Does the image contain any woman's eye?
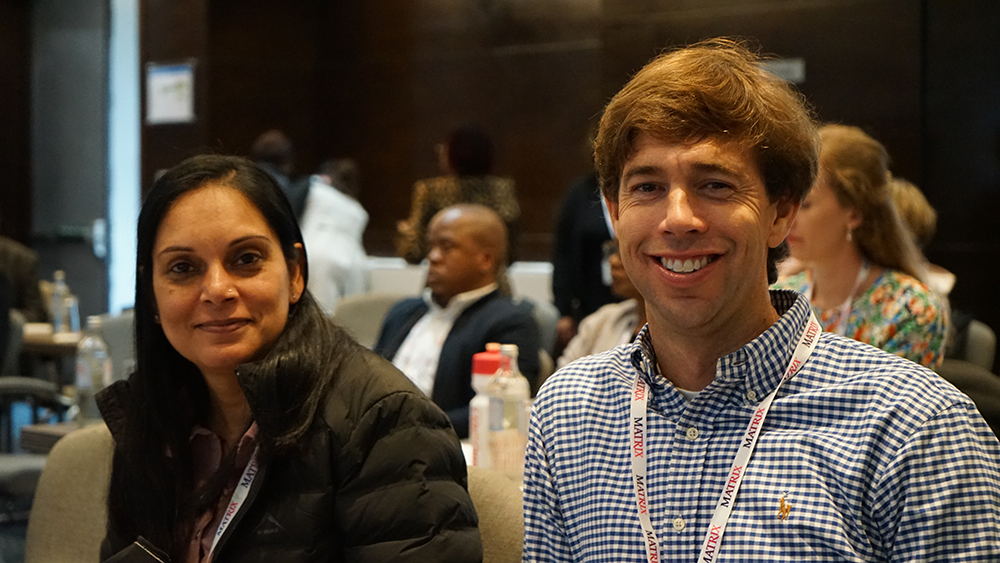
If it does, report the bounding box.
[168,262,194,275]
[235,252,263,267]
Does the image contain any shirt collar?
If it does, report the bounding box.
[421,283,497,316]
[629,289,812,396]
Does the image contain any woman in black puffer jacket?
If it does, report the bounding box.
[97,155,481,562]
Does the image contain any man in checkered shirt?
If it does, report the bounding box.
[523,38,1000,562]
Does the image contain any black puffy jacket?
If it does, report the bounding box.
[99,322,482,562]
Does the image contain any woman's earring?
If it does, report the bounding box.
[154,314,160,323]
[846,228,853,243]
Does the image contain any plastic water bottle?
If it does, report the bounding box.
[51,270,80,334]
[487,343,531,482]
[51,270,70,333]
[75,315,112,425]
[469,342,502,469]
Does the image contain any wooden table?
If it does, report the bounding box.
[21,325,80,357]
[20,324,79,386]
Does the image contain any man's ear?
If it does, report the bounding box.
[288,243,306,302]
[768,196,801,248]
[480,248,499,280]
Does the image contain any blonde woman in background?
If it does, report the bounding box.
[774,124,948,367]
[887,176,956,296]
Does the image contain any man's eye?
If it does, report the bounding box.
[704,181,732,191]
[633,182,659,193]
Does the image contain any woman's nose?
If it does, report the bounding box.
[202,264,236,303]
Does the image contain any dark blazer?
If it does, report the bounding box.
[374,289,540,438]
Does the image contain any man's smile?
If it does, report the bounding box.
[658,255,718,274]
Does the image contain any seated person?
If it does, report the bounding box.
[396,125,520,266]
[0,232,49,322]
[774,124,948,368]
[557,239,646,369]
[375,204,540,437]
[524,39,999,562]
[887,176,956,296]
[299,158,369,315]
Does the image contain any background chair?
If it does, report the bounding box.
[964,319,996,373]
[935,359,1000,438]
[0,377,71,453]
[97,309,135,382]
[466,465,523,563]
[332,292,407,348]
[24,423,111,563]
[515,296,559,359]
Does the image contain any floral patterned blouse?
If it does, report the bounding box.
[773,268,948,368]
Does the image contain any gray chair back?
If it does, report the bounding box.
[332,292,406,349]
[965,319,996,373]
[98,309,135,381]
[467,465,523,563]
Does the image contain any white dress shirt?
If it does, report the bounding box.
[392,284,497,397]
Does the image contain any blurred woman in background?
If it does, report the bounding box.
[97,155,480,562]
[774,124,948,367]
[396,124,520,267]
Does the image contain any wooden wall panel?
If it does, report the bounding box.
[600,0,923,181]
[923,0,1000,370]
[0,0,32,242]
[140,0,210,192]
[132,0,1000,354]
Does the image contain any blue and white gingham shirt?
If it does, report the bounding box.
[524,290,1000,562]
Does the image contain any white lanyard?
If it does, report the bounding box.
[630,311,822,563]
[208,446,260,558]
[804,261,869,336]
[600,196,616,239]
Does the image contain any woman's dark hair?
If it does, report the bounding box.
[105,154,325,558]
[445,125,495,176]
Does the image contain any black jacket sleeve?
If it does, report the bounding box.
[326,353,483,562]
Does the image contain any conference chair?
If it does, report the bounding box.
[467,465,524,563]
[25,425,526,563]
[24,423,111,563]
[332,292,407,349]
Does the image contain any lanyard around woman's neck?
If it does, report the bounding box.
[804,260,870,336]
[629,310,822,563]
[208,445,260,559]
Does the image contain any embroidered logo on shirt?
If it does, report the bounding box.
[777,494,792,521]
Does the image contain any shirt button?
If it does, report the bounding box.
[685,427,699,440]
[746,389,757,401]
[673,517,686,531]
